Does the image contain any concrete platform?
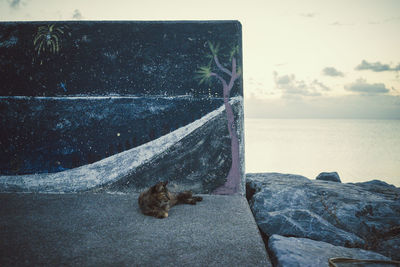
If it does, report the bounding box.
[0,193,271,266]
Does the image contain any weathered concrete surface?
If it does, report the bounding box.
[268,234,391,267]
[0,193,270,266]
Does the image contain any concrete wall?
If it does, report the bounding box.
[0,21,244,194]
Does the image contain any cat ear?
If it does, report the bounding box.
[150,185,156,193]
[155,182,164,192]
[163,181,168,186]
[151,182,162,193]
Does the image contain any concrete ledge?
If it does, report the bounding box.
[0,193,270,266]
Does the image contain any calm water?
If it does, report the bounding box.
[245,119,400,187]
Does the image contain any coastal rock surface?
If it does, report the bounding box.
[246,173,400,260]
[268,234,390,267]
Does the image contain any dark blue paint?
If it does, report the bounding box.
[0,97,223,174]
[0,21,242,97]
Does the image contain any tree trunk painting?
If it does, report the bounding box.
[196,43,242,194]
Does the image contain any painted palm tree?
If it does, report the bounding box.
[33,24,65,57]
[196,42,242,194]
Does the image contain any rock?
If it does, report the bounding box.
[247,173,400,260]
[268,234,390,267]
[355,180,395,188]
[316,172,341,183]
[255,208,363,247]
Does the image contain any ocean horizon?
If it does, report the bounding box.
[245,118,400,187]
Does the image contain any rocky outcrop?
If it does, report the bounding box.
[316,172,341,183]
[247,173,400,260]
[268,234,390,267]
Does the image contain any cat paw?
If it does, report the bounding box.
[188,199,197,205]
[157,212,168,219]
[193,196,203,202]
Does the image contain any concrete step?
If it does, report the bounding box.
[0,193,271,266]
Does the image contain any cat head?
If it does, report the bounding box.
[151,181,170,202]
[151,181,169,195]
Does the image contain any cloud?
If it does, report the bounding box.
[274,62,287,67]
[344,78,389,94]
[273,71,330,98]
[384,16,400,23]
[72,9,83,19]
[322,67,344,77]
[367,16,400,25]
[330,21,354,26]
[312,80,330,91]
[355,60,400,72]
[7,0,23,9]
[300,12,316,18]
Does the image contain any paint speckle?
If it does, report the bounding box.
[0,36,18,48]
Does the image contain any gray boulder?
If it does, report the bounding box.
[247,173,400,260]
[268,234,390,267]
[316,172,341,183]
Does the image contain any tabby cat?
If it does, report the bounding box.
[138,181,203,219]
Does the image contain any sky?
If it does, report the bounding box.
[1,0,400,119]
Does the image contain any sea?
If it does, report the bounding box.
[245,118,400,187]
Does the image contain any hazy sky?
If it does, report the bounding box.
[1,0,400,118]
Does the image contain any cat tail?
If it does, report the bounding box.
[176,191,191,203]
[176,191,202,205]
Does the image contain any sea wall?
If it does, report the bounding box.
[0,21,244,195]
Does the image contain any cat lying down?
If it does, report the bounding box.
[138,181,203,219]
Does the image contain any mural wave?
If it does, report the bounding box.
[0,97,241,193]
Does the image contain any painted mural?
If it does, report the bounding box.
[0,21,244,194]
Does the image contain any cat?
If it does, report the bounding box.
[138,181,202,219]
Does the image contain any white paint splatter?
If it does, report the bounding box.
[0,36,18,48]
